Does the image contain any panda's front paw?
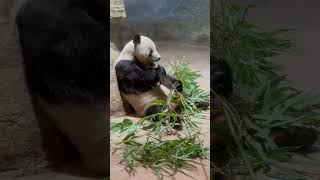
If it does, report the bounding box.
[157,65,166,78]
[175,80,183,92]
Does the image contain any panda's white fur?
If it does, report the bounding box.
[122,87,169,117]
[115,35,177,117]
[116,35,161,68]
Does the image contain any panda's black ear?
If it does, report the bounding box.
[133,34,141,45]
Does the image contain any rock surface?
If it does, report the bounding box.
[110,43,125,116]
[0,0,46,173]
[110,0,126,19]
[122,0,210,45]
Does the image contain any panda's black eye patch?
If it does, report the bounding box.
[149,49,153,57]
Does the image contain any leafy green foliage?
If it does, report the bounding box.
[212,0,320,179]
[169,57,209,114]
[111,59,209,179]
[111,119,135,133]
[121,138,208,179]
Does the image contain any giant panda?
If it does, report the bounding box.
[15,0,108,177]
[115,35,184,117]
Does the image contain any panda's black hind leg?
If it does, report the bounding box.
[120,93,136,115]
[145,105,166,117]
[32,97,79,164]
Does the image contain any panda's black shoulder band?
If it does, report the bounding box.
[133,34,140,44]
[115,60,159,94]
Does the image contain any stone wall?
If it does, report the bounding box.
[125,0,210,46]
[110,0,126,19]
[110,0,127,116]
[0,0,46,173]
[111,0,210,50]
[110,43,125,116]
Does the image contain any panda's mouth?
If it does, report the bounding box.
[154,57,161,62]
[150,62,159,69]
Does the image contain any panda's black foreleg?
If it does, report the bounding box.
[116,60,163,94]
[160,74,183,93]
[145,105,166,116]
[160,70,210,110]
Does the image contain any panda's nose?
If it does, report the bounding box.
[156,57,161,61]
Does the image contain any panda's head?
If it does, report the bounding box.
[133,35,161,68]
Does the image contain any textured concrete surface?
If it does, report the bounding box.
[0,0,46,173]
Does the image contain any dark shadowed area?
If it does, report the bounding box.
[231,1,320,178]
[235,0,320,92]
[0,0,47,175]
[0,0,107,179]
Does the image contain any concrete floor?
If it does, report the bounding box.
[110,42,210,180]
